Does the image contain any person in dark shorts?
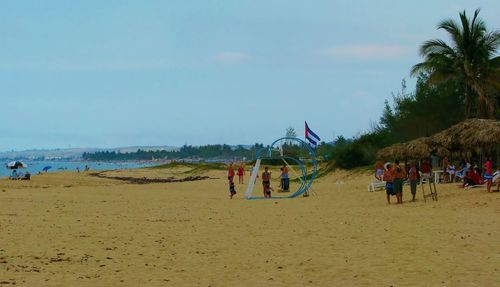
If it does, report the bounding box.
[262,167,271,198]
[280,165,289,192]
[382,163,395,204]
[408,161,418,201]
[391,159,406,204]
[229,179,236,199]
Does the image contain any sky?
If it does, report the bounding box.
[1,0,499,151]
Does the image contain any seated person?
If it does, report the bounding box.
[447,163,456,182]
[374,161,384,180]
[21,171,31,180]
[10,169,19,180]
[456,161,471,180]
[420,160,432,178]
[463,168,483,187]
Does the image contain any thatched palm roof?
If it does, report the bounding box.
[376,119,500,160]
[377,137,449,160]
[430,118,500,150]
[405,137,449,158]
[377,143,407,160]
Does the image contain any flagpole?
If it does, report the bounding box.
[304,121,310,197]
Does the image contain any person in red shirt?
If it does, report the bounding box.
[227,162,235,182]
[237,164,245,184]
[463,168,482,187]
[483,157,493,192]
[420,159,431,180]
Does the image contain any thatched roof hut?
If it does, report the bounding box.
[376,119,500,161]
[405,137,449,158]
[377,143,407,160]
[430,119,500,151]
[377,137,449,160]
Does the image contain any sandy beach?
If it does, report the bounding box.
[0,165,499,286]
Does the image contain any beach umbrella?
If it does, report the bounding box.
[42,166,52,172]
[6,161,27,169]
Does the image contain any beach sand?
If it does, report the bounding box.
[0,166,499,286]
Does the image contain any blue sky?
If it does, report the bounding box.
[1,1,499,151]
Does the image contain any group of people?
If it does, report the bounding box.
[443,157,498,192]
[375,156,500,204]
[9,169,31,180]
[376,160,416,204]
[227,162,290,199]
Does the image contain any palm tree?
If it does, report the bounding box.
[411,9,500,119]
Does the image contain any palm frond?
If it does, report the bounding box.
[438,19,462,47]
[420,39,455,57]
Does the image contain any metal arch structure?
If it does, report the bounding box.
[246,137,317,199]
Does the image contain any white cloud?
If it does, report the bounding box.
[317,44,412,59]
[214,51,249,63]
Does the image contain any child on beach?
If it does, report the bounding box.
[262,167,271,198]
[229,179,236,199]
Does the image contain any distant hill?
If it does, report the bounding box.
[0,146,179,160]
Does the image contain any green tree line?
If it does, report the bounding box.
[329,9,499,169]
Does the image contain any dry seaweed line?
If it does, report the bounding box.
[88,172,210,184]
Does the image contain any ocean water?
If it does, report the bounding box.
[1,160,156,178]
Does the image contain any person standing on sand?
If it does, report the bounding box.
[382,163,395,204]
[391,159,406,204]
[227,162,235,182]
[280,165,289,192]
[484,157,493,192]
[442,156,449,183]
[408,162,418,202]
[262,167,271,198]
[237,164,245,184]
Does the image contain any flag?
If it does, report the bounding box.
[305,121,321,148]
